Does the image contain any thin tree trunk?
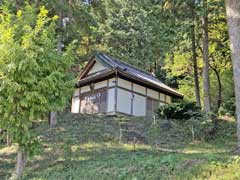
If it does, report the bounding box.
[15,0,22,10]
[49,0,64,127]
[225,0,240,150]
[6,131,11,146]
[170,51,174,64]
[202,0,211,114]
[57,6,63,53]
[209,65,222,110]
[49,112,57,128]
[154,60,157,74]
[191,2,201,108]
[215,69,222,110]
[15,147,27,178]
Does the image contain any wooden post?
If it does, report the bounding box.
[49,112,57,128]
[133,136,136,150]
[191,125,195,141]
[153,115,157,148]
[6,131,11,146]
[119,128,122,143]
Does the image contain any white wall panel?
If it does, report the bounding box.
[73,88,80,97]
[133,93,146,116]
[166,95,172,104]
[108,78,117,87]
[118,78,132,90]
[107,88,115,112]
[71,97,80,113]
[160,93,165,101]
[133,83,146,95]
[147,88,159,99]
[81,85,90,93]
[94,80,107,89]
[117,88,132,114]
[88,61,106,74]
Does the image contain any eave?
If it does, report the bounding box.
[77,68,183,99]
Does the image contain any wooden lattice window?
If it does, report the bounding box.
[146,98,159,117]
[80,89,107,114]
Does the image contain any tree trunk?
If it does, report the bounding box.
[49,112,57,128]
[15,147,27,178]
[215,69,222,110]
[58,0,64,53]
[191,2,201,108]
[49,0,64,127]
[202,0,211,114]
[225,0,240,150]
[15,0,23,10]
[210,66,222,110]
[154,59,157,74]
[6,131,11,146]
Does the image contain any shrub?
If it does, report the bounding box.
[156,101,202,120]
[218,97,236,116]
[187,118,216,141]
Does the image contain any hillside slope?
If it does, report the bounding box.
[0,113,239,180]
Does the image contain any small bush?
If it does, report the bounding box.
[156,101,201,120]
[218,97,235,116]
[187,118,216,141]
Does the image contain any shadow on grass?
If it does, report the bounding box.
[0,113,238,180]
[21,141,237,180]
[0,145,16,180]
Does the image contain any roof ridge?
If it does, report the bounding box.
[97,52,155,77]
[93,52,183,98]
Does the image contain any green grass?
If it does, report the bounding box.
[0,113,240,180]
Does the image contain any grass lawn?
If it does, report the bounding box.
[0,113,240,180]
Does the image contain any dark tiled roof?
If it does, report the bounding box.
[95,53,183,98]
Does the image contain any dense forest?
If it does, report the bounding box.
[1,0,240,179]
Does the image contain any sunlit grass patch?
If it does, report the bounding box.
[0,113,239,180]
[0,144,17,155]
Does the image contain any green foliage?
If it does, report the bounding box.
[0,4,75,154]
[156,101,201,120]
[156,101,219,141]
[99,0,180,72]
[187,118,216,141]
[218,97,236,116]
[155,68,178,88]
[162,0,234,110]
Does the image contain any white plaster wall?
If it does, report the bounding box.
[118,78,132,90]
[73,88,80,96]
[133,83,146,95]
[166,95,172,104]
[147,88,159,99]
[107,88,115,112]
[160,93,165,101]
[108,78,117,87]
[71,97,80,113]
[132,93,146,116]
[88,61,106,74]
[94,80,107,89]
[81,85,90,93]
[117,88,132,115]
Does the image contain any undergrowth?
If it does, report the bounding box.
[0,113,239,180]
